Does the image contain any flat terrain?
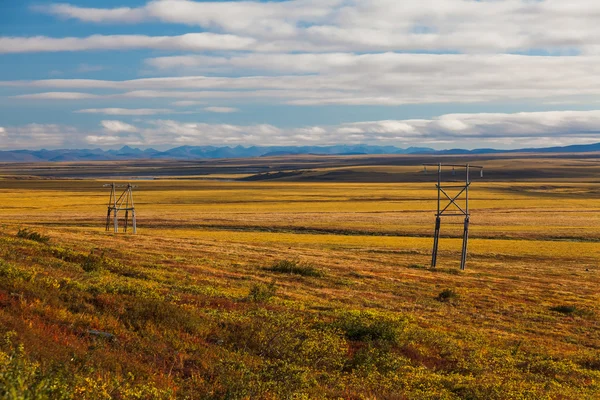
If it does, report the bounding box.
[0,155,599,399]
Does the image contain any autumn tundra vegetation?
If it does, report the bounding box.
[0,154,599,399]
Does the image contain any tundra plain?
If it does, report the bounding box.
[0,154,599,399]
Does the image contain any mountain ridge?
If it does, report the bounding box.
[0,143,599,162]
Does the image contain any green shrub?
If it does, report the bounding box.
[345,343,408,374]
[550,305,577,314]
[219,309,347,371]
[0,259,35,281]
[0,332,173,399]
[549,305,592,317]
[437,289,459,303]
[122,297,201,333]
[265,259,324,277]
[247,280,277,302]
[331,310,407,344]
[16,228,50,244]
[0,332,71,400]
[81,250,105,272]
[49,247,87,264]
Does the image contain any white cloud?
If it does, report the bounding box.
[0,33,255,54]
[77,108,173,115]
[12,92,100,100]
[0,124,80,149]
[134,110,600,147]
[204,106,239,113]
[5,1,600,151]
[6,53,600,106]
[85,135,125,144]
[32,3,148,23]
[101,120,139,133]
[3,110,600,150]
[29,0,600,54]
[172,100,205,107]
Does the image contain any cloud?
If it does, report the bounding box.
[12,92,100,100]
[0,124,81,149]
[6,53,600,106]
[204,106,239,113]
[29,0,600,54]
[101,120,139,133]
[34,1,338,40]
[0,33,255,54]
[132,110,600,148]
[172,100,205,107]
[85,135,125,144]
[3,110,600,150]
[32,3,148,23]
[77,108,173,115]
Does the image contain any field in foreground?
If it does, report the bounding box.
[0,159,600,399]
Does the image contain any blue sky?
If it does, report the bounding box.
[2,0,600,150]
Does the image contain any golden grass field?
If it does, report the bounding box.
[0,155,599,399]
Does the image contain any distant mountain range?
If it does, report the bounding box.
[1,142,600,162]
[0,145,431,162]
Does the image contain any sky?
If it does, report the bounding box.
[2,0,600,150]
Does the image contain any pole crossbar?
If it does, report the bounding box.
[426,163,483,270]
[423,163,483,169]
[105,183,137,234]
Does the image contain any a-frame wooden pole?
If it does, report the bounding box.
[460,165,471,270]
[431,163,441,268]
[129,184,137,234]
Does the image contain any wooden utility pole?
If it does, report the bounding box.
[104,183,137,234]
[424,163,483,270]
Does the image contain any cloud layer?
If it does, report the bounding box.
[31,0,600,54]
[3,0,600,149]
[0,33,254,54]
[5,53,600,106]
[2,110,600,150]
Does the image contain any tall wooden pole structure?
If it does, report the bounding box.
[424,163,483,270]
[104,183,137,234]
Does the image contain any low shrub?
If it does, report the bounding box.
[550,305,577,314]
[0,332,173,399]
[344,342,408,374]
[219,309,347,371]
[0,259,35,281]
[265,259,324,277]
[50,247,87,264]
[331,310,407,344]
[122,297,201,333]
[16,228,50,244]
[549,305,593,317]
[0,332,70,399]
[81,250,105,272]
[247,280,277,302]
[437,289,459,303]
